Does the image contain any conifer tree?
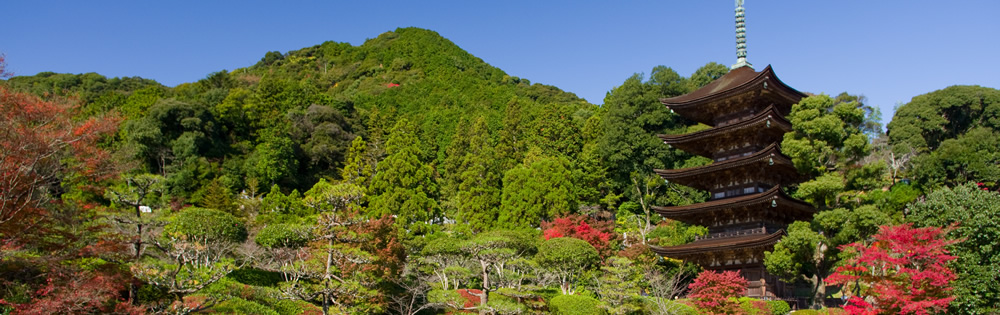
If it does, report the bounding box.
[369,119,440,236]
[341,136,375,189]
[440,119,471,218]
[496,98,527,172]
[456,117,502,231]
[200,177,236,215]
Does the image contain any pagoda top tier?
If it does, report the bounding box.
[662,65,806,126]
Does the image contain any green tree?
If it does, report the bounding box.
[887,85,1000,153]
[594,256,644,314]
[244,126,298,188]
[456,117,502,232]
[498,155,576,229]
[199,177,236,215]
[460,229,537,314]
[908,183,1000,314]
[369,119,440,237]
[535,237,599,295]
[133,208,249,312]
[597,68,685,194]
[340,136,375,188]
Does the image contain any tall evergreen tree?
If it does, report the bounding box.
[456,117,502,232]
[369,119,440,236]
[498,154,575,229]
[496,97,527,172]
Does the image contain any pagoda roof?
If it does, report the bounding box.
[652,186,815,227]
[653,143,800,190]
[661,65,806,126]
[658,105,792,158]
[650,229,785,258]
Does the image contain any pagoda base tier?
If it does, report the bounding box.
[651,231,789,299]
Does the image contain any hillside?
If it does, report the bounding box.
[6,27,595,196]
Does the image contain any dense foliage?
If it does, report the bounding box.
[827,224,958,315]
[0,28,994,314]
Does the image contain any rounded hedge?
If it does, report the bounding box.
[164,207,248,243]
[535,237,599,270]
[767,300,791,315]
[255,224,310,249]
[549,294,606,315]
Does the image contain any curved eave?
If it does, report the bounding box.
[650,230,785,257]
[651,186,815,226]
[653,143,798,190]
[661,65,806,108]
[658,106,792,157]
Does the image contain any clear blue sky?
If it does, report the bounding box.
[4,1,998,125]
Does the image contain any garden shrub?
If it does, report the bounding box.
[549,294,606,315]
[212,297,279,315]
[737,297,771,314]
[254,223,310,248]
[767,300,791,315]
[163,207,248,242]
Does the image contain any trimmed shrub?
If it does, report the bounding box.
[767,300,791,315]
[255,223,310,248]
[164,207,248,243]
[737,297,771,314]
[227,268,283,287]
[640,297,700,315]
[212,297,279,315]
[549,294,606,315]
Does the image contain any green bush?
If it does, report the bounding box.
[227,268,284,287]
[791,310,818,315]
[549,294,606,315]
[767,300,791,315]
[164,207,248,243]
[255,223,311,248]
[212,297,279,315]
[641,297,699,315]
[737,297,771,315]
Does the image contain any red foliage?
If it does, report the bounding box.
[357,215,406,280]
[541,214,615,257]
[687,270,747,315]
[456,289,482,308]
[8,271,142,315]
[826,224,959,315]
[386,83,400,88]
[0,84,118,242]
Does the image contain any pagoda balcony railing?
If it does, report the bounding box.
[696,226,767,241]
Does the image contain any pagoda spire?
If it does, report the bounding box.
[731,0,753,70]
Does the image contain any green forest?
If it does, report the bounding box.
[1,27,998,315]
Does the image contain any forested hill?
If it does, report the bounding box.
[5,27,594,196]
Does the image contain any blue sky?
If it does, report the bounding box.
[4,1,997,125]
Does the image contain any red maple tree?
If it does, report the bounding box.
[0,82,118,243]
[541,214,615,257]
[826,224,959,315]
[687,270,747,315]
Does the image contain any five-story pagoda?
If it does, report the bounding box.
[649,0,815,299]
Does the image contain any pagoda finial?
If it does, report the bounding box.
[731,0,753,70]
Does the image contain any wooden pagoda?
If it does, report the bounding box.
[649,1,815,299]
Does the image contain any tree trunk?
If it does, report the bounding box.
[810,274,826,309]
[479,261,489,315]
